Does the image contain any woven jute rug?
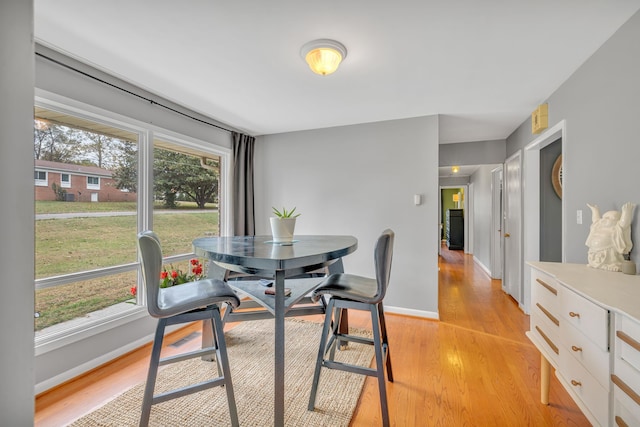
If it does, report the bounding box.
[71,318,374,426]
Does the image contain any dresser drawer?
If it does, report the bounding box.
[531,313,560,365]
[613,395,640,427]
[558,286,609,351]
[612,313,640,425]
[532,270,560,314]
[561,319,609,389]
[612,374,640,425]
[560,350,609,426]
[616,315,640,375]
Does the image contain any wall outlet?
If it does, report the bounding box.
[577,210,583,225]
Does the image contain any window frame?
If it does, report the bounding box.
[86,175,100,189]
[34,94,232,352]
[34,170,48,186]
[60,173,71,188]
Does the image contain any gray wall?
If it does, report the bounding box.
[439,176,470,187]
[440,139,506,166]
[507,10,640,267]
[469,165,499,271]
[255,116,440,317]
[1,0,36,423]
[36,45,233,149]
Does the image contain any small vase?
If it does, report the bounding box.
[621,260,637,275]
[270,217,296,244]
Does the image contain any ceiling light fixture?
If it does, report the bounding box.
[300,39,347,76]
[452,166,460,174]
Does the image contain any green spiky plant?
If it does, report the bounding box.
[272,206,301,218]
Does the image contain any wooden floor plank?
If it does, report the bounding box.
[35,245,590,426]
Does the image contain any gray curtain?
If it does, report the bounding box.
[232,132,255,235]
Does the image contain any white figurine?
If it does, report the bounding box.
[585,202,636,271]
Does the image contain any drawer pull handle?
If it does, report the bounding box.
[536,278,558,295]
[570,380,582,387]
[569,311,580,318]
[536,303,559,326]
[612,374,640,406]
[535,326,559,355]
[571,345,582,352]
[615,415,629,427]
[617,330,640,352]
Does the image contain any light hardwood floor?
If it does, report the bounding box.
[35,246,590,426]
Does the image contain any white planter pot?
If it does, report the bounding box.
[270,217,296,243]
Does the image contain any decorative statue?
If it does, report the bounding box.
[585,202,636,271]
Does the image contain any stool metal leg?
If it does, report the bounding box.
[370,304,390,427]
[328,306,343,361]
[139,318,167,427]
[378,303,393,382]
[211,306,239,427]
[308,298,335,410]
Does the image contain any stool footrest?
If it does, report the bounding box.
[152,377,227,405]
[331,333,374,347]
[323,360,377,377]
[159,346,217,366]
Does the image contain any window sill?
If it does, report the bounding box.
[35,302,148,356]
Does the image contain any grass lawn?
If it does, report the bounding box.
[35,201,219,331]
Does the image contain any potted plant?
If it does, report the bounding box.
[270,206,300,244]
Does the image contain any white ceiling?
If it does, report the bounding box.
[34,1,640,142]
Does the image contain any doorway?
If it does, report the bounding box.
[439,186,467,254]
[521,120,566,313]
[539,139,562,262]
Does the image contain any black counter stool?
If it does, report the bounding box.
[307,229,395,427]
[137,231,240,427]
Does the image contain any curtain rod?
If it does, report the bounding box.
[36,51,234,134]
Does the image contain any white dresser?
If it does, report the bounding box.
[527,262,640,427]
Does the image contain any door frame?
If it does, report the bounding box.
[490,165,503,279]
[522,120,566,313]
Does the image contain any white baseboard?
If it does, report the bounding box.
[385,305,439,320]
[473,256,492,277]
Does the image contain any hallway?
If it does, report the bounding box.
[425,245,589,425]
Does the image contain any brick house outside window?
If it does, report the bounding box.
[34,159,135,202]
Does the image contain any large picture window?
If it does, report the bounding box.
[34,103,227,339]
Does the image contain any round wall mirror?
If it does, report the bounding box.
[552,154,562,199]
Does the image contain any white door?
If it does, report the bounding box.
[466,183,474,254]
[490,166,503,279]
[503,152,522,304]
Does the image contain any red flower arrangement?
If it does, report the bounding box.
[130,258,205,296]
[160,258,205,288]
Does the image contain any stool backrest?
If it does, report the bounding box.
[137,230,165,318]
[374,229,395,302]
